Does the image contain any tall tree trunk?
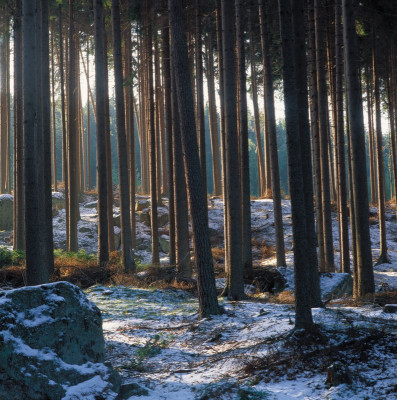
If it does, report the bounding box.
[292,0,321,306]
[205,32,222,197]
[366,67,377,204]
[258,0,286,268]
[58,4,69,250]
[371,26,388,265]
[86,37,91,190]
[13,0,24,251]
[195,0,207,199]
[123,24,136,248]
[308,3,325,272]
[314,0,334,272]
[235,0,253,278]
[68,0,79,252]
[335,0,350,274]
[248,12,265,197]
[169,0,221,317]
[51,30,57,191]
[278,0,313,330]
[215,0,229,270]
[111,0,135,272]
[94,0,109,265]
[104,33,115,252]
[171,70,191,278]
[162,20,176,266]
[145,1,160,265]
[23,0,54,284]
[342,0,374,297]
[0,11,7,194]
[221,0,244,300]
[40,0,55,276]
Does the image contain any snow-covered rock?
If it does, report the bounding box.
[84,201,98,209]
[0,194,13,230]
[0,281,121,400]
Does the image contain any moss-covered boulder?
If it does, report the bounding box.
[0,281,121,400]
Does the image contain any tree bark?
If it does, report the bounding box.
[342,0,374,297]
[278,0,313,329]
[111,0,135,272]
[94,0,109,265]
[169,0,221,317]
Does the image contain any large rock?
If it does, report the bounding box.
[0,194,13,230]
[52,192,65,211]
[139,207,169,227]
[0,281,121,400]
[135,199,150,212]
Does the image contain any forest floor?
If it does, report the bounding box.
[0,192,397,399]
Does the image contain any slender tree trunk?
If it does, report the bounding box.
[171,70,191,278]
[308,3,325,272]
[145,1,159,265]
[111,0,135,272]
[94,0,109,265]
[371,26,388,265]
[40,0,55,275]
[258,0,286,268]
[68,0,79,252]
[258,2,272,196]
[162,20,176,266]
[221,0,244,300]
[13,0,24,251]
[195,0,207,199]
[205,32,222,197]
[58,4,69,250]
[366,67,377,204]
[235,0,253,278]
[314,0,334,272]
[215,0,229,271]
[104,33,115,252]
[342,0,374,297]
[248,12,265,197]
[0,11,7,194]
[335,0,350,274]
[86,37,91,190]
[123,24,136,248]
[51,30,57,191]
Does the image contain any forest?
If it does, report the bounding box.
[0,0,396,399]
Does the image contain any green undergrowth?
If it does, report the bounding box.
[0,247,25,267]
[193,381,270,400]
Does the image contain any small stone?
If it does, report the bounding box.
[116,382,149,399]
[326,361,351,387]
[159,235,170,254]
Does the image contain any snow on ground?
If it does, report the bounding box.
[86,285,397,400]
[1,193,397,398]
